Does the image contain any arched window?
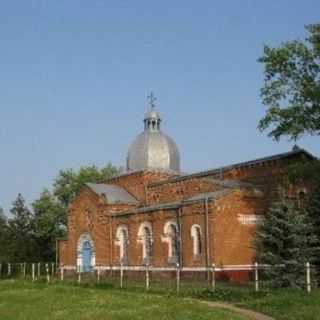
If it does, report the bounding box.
[191,225,202,257]
[115,225,129,264]
[162,221,179,263]
[138,222,153,263]
[77,233,95,272]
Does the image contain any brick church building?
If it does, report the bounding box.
[58,99,315,280]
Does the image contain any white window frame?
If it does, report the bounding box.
[115,225,129,263]
[237,214,263,225]
[162,221,179,260]
[138,222,153,261]
[190,224,202,257]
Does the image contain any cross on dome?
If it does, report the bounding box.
[147,92,157,109]
[126,94,181,173]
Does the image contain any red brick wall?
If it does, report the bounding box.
[107,171,177,203]
[60,155,311,278]
[146,155,309,208]
[211,191,261,266]
[147,178,221,205]
[58,240,68,265]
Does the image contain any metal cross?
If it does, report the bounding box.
[147,92,156,109]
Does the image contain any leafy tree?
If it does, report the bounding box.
[254,200,317,288]
[28,163,121,261]
[258,24,320,141]
[32,190,66,261]
[7,194,36,262]
[306,188,320,274]
[287,159,320,187]
[0,207,10,261]
[53,163,120,208]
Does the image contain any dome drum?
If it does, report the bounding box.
[127,102,180,173]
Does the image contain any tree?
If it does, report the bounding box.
[287,159,320,187]
[30,163,121,261]
[254,200,317,288]
[306,188,320,272]
[258,24,320,141]
[0,207,10,261]
[53,163,120,208]
[32,190,65,261]
[7,194,36,262]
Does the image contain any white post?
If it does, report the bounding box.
[46,263,50,283]
[146,263,150,291]
[60,266,64,281]
[255,262,259,292]
[32,263,35,282]
[176,263,180,293]
[51,263,55,277]
[97,268,101,284]
[23,263,26,279]
[306,262,311,294]
[212,263,216,291]
[78,269,81,284]
[38,263,41,278]
[8,263,11,276]
[120,263,124,289]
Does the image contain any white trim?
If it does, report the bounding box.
[162,221,178,259]
[66,264,283,272]
[190,224,202,256]
[137,222,153,260]
[237,214,263,225]
[115,225,129,261]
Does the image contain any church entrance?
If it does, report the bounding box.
[81,240,93,272]
[77,233,95,273]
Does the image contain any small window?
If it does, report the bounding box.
[191,225,202,257]
[169,224,179,258]
[138,222,153,263]
[162,221,179,263]
[116,226,129,264]
[152,120,156,129]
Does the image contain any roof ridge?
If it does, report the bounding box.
[148,148,316,187]
[85,183,139,205]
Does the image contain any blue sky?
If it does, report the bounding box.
[0,1,319,213]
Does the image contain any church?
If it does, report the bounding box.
[58,97,315,281]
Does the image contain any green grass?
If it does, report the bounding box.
[194,284,320,320]
[1,278,320,320]
[0,280,246,320]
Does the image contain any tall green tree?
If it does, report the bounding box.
[28,163,121,261]
[53,163,120,208]
[306,188,320,271]
[287,159,320,187]
[258,25,320,284]
[8,194,36,262]
[32,190,65,261]
[0,207,10,261]
[258,24,320,141]
[254,200,317,288]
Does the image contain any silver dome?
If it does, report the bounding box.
[127,104,181,173]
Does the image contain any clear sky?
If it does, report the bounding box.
[0,0,319,214]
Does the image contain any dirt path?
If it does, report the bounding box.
[198,300,275,320]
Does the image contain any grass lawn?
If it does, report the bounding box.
[96,277,320,319]
[0,280,246,320]
[195,285,320,320]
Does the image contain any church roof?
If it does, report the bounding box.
[149,147,316,187]
[126,99,181,173]
[85,183,139,205]
[112,188,238,217]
